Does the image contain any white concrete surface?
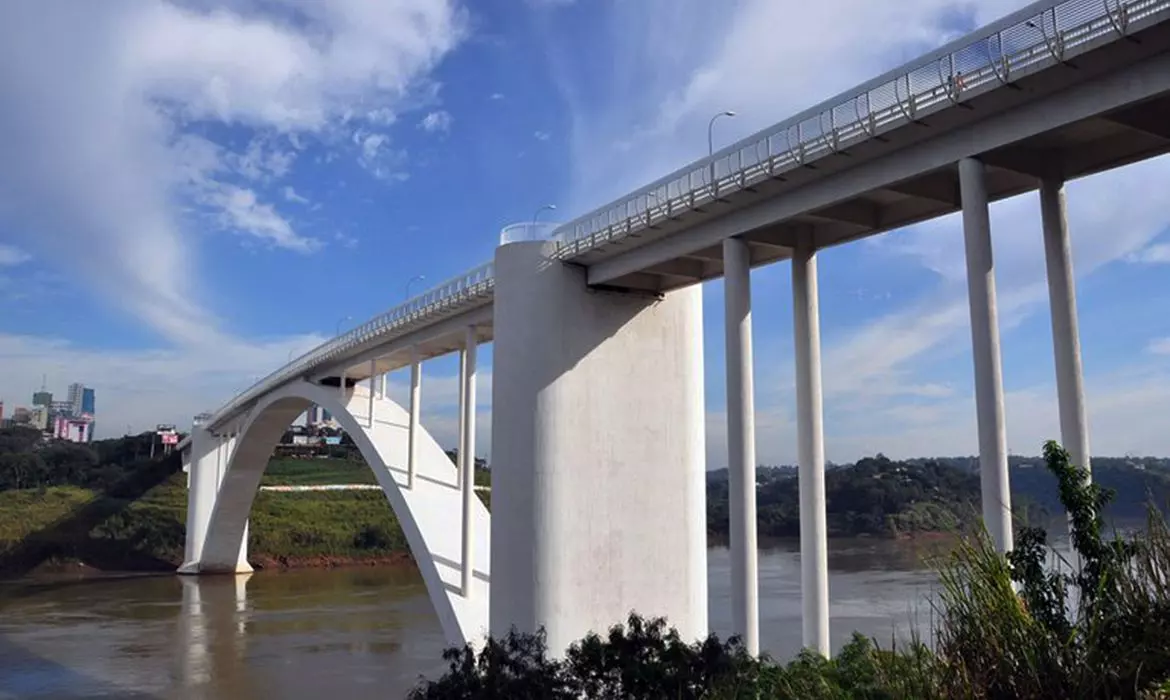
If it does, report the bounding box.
[791,231,830,656]
[187,380,491,646]
[959,157,1013,553]
[490,240,708,654]
[1040,178,1092,475]
[178,427,220,573]
[460,325,478,598]
[722,236,759,655]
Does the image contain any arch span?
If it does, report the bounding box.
[194,380,490,645]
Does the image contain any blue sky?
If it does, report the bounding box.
[0,0,1167,465]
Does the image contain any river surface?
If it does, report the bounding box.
[0,539,954,699]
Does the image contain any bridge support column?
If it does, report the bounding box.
[1040,178,1091,475]
[491,240,708,654]
[959,157,1013,553]
[408,347,421,490]
[179,427,220,574]
[723,237,759,655]
[460,326,478,597]
[792,230,830,656]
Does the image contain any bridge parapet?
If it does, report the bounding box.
[549,0,1169,258]
[203,261,494,431]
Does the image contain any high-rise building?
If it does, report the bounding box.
[67,383,85,417]
[32,391,52,407]
[81,388,95,416]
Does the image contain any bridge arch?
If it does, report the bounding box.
[197,380,490,645]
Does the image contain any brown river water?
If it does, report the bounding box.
[0,539,949,699]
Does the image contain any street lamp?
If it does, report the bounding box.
[533,206,554,228]
[708,110,737,194]
[708,110,737,157]
[406,275,426,300]
[335,315,353,335]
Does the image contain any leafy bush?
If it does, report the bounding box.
[413,440,1170,699]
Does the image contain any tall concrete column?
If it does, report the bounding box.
[457,347,467,483]
[408,348,421,490]
[722,237,759,655]
[367,360,377,427]
[791,230,830,656]
[461,326,478,597]
[491,240,708,654]
[959,157,1013,553]
[179,427,220,574]
[1040,178,1091,475]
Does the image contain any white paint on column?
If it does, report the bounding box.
[461,326,478,598]
[409,348,421,490]
[491,240,708,654]
[457,347,467,484]
[959,157,1013,553]
[722,236,759,655]
[178,427,220,573]
[1040,178,1091,475]
[791,230,830,656]
[368,360,377,427]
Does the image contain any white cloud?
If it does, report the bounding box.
[533,131,550,141]
[230,137,296,182]
[419,110,453,133]
[0,244,30,267]
[1148,338,1170,356]
[489,92,505,100]
[209,185,318,253]
[353,129,409,181]
[283,186,310,205]
[1126,242,1170,264]
[0,0,464,344]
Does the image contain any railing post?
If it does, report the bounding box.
[408,347,421,490]
[460,326,478,598]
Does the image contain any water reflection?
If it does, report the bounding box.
[0,540,966,698]
[174,574,255,697]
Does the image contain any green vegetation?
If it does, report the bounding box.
[262,457,378,486]
[707,453,1170,539]
[0,429,493,573]
[412,441,1170,699]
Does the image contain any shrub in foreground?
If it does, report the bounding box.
[412,440,1170,699]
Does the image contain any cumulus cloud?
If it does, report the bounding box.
[209,185,318,252]
[0,0,465,343]
[419,110,453,133]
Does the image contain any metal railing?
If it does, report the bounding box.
[499,222,562,244]
[550,0,1168,257]
[204,262,495,428]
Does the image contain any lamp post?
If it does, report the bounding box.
[708,110,737,194]
[335,316,352,335]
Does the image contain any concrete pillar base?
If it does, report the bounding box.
[490,241,708,653]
